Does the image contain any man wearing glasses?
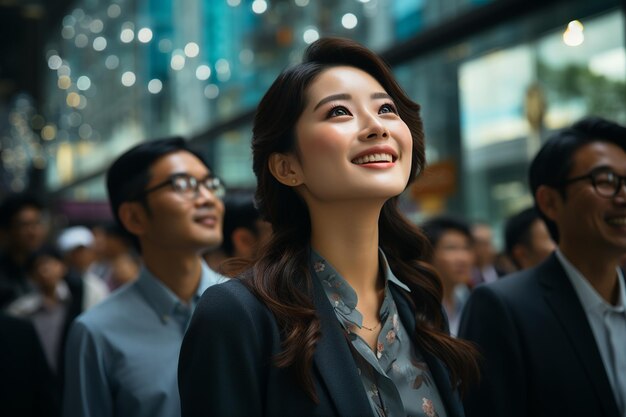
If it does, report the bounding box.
[460,117,626,417]
[62,137,228,417]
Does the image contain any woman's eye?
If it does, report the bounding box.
[327,106,350,118]
[379,103,397,114]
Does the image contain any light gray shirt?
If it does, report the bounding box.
[62,261,227,417]
[555,249,626,414]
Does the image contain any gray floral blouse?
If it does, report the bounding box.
[312,249,448,417]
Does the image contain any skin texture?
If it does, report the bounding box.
[537,141,626,303]
[269,66,413,350]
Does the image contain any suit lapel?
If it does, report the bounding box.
[389,285,465,417]
[310,274,374,417]
[538,254,620,417]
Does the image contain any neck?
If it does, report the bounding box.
[309,200,383,294]
[40,286,58,301]
[141,246,203,303]
[559,244,621,304]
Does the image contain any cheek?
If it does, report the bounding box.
[394,122,413,150]
[298,125,348,160]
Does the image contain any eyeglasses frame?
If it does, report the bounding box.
[139,172,225,200]
[560,167,626,199]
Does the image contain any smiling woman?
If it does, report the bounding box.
[179,37,480,417]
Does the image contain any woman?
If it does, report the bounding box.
[179,37,479,417]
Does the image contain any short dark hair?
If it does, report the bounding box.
[220,194,261,257]
[529,116,626,242]
[421,215,473,249]
[0,193,47,230]
[25,245,63,273]
[105,137,209,250]
[504,207,540,261]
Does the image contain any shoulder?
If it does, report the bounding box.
[461,260,558,334]
[194,279,271,326]
[475,253,565,304]
[71,281,143,333]
[0,313,35,339]
[5,293,40,317]
[472,264,545,302]
[185,279,279,354]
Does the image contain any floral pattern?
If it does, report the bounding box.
[311,250,448,417]
[422,398,439,417]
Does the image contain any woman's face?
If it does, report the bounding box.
[290,66,413,204]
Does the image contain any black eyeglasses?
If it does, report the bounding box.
[561,168,626,198]
[140,173,226,200]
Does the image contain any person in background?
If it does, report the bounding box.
[421,216,474,336]
[57,226,109,309]
[0,313,60,417]
[6,245,84,375]
[87,223,139,292]
[459,116,626,417]
[179,37,478,417]
[204,193,272,271]
[469,222,505,287]
[504,207,556,271]
[62,137,228,417]
[0,193,49,308]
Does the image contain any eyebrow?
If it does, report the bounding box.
[313,92,393,111]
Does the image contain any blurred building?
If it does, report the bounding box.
[1,0,625,236]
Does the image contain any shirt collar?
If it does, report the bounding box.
[555,249,626,314]
[310,248,409,327]
[8,279,71,315]
[135,260,227,324]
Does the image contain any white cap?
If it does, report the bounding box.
[57,226,95,253]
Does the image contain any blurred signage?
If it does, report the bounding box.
[57,200,112,223]
[411,160,457,198]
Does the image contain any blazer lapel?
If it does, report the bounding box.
[538,254,620,417]
[310,275,374,417]
[389,285,465,417]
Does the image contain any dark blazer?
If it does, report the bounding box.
[0,313,60,417]
[179,276,465,417]
[458,253,621,417]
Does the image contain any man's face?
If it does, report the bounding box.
[140,151,224,254]
[472,224,495,267]
[31,255,66,294]
[553,141,626,258]
[432,230,475,287]
[520,219,555,269]
[10,206,48,254]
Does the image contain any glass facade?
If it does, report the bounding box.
[31,0,625,235]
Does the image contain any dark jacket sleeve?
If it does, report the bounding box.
[178,282,266,417]
[458,285,526,417]
[0,314,60,417]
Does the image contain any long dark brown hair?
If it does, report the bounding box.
[246,37,479,402]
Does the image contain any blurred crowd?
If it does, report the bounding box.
[0,173,559,415]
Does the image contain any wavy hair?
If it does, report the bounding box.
[245,37,479,401]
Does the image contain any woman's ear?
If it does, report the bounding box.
[268,152,303,186]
